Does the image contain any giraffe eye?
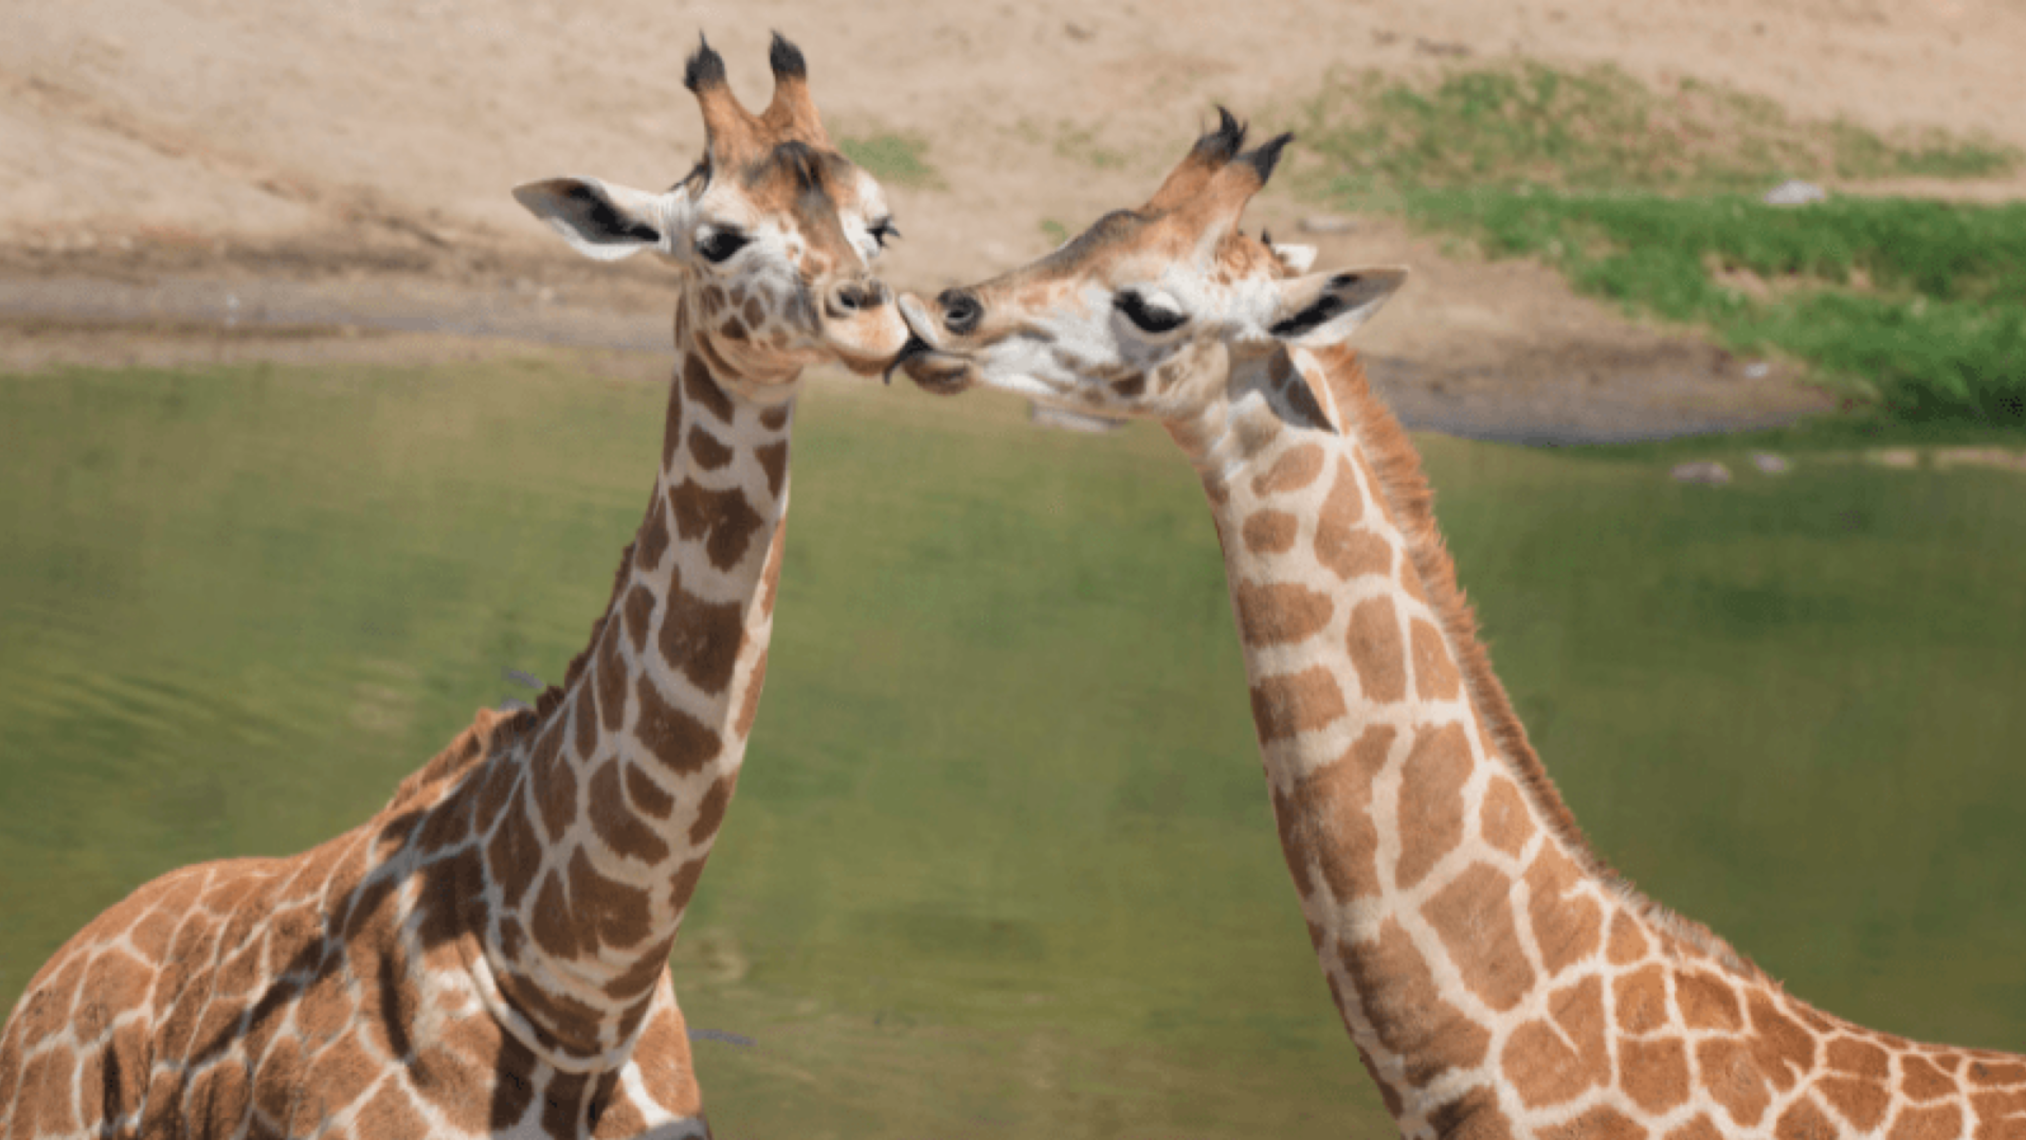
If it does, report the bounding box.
[696,229,750,264]
[1115,291,1187,334]
[868,218,900,248]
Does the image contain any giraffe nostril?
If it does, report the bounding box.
[827,279,887,316]
[938,289,982,335]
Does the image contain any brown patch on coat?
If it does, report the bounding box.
[1248,664,1347,743]
[661,381,685,470]
[633,676,722,775]
[1427,1085,1514,1140]
[682,353,735,422]
[759,403,791,432]
[1410,618,1462,700]
[354,1080,428,1137]
[530,869,581,960]
[688,773,739,845]
[1818,1075,1893,1132]
[637,492,672,573]
[1541,1105,1646,1140]
[621,584,657,657]
[1317,527,1392,582]
[1271,724,1395,903]
[573,679,600,760]
[1775,1096,1838,1140]
[756,440,790,500]
[303,1030,380,1121]
[1341,919,1491,1088]
[595,619,628,733]
[624,762,674,820]
[1676,969,1745,1031]
[1306,344,1766,981]
[1972,1088,2026,1140]
[487,793,540,910]
[529,724,576,843]
[1504,976,1610,1107]
[668,477,766,571]
[1394,722,1473,891]
[1614,963,1671,1035]
[1664,1115,1724,1140]
[586,760,670,864]
[1242,509,1298,555]
[1746,990,1817,1091]
[487,1029,540,1131]
[1971,1061,2026,1086]
[1524,844,1602,975]
[1621,1036,1692,1114]
[687,426,734,470]
[1422,861,1534,1011]
[1607,909,1650,965]
[1828,1037,1891,1079]
[568,846,653,951]
[1887,1103,1964,1140]
[14,1045,80,1135]
[1250,442,1325,497]
[1902,1053,1958,1100]
[669,857,708,912]
[602,937,675,1002]
[658,581,746,696]
[1698,1037,1772,1127]
[1233,580,1334,648]
[1480,776,1534,856]
[1346,595,1407,703]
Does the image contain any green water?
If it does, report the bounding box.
[1,360,2021,1136]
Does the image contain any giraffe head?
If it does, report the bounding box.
[893,110,1404,422]
[514,33,908,379]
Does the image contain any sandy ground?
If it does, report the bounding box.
[5,0,2024,438]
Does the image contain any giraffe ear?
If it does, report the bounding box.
[1264,266,1406,347]
[512,177,691,262]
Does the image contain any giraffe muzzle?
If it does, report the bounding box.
[889,294,976,393]
[824,277,891,319]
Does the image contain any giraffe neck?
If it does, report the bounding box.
[452,306,794,1069]
[1177,344,1651,1128]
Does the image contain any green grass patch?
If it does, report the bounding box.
[1289,61,2026,429]
[838,131,941,188]
[1296,61,2018,194]
[1403,191,2026,425]
[2,361,2023,1129]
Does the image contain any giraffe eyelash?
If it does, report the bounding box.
[696,229,750,264]
[1115,290,1188,335]
[868,218,900,248]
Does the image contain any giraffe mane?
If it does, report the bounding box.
[1309,343,1766,982]
[387,535,640,814]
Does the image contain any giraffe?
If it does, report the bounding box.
[892,111,2026,1140]
[0,34,909,1139]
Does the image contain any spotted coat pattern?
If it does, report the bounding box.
[1200,347,2026,1140]
[0,310,803,1137]
[0,36,926,1135]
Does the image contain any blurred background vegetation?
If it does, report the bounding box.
[1291,62,2025,427]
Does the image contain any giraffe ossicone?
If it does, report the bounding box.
[897,109,2026,1140]
[0,33,910,1139]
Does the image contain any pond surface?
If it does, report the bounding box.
[1,359,2021,1136]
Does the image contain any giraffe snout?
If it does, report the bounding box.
[824,277,891,319]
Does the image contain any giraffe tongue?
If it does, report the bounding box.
[884,333,936,385]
